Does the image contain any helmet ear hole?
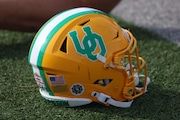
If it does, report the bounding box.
[94,79,112,86]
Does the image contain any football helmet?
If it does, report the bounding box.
[28,7,150,108]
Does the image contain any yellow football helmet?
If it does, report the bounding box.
[28,7,150,108]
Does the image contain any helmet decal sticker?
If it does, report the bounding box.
[34,73,45,89]
[49,76,66,85]
[49,75,68,92]
[70,83,84,96]
[69,26,107,61]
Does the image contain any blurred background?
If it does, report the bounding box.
[112,0,180,45]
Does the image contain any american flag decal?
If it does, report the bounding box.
[49,76,65,85]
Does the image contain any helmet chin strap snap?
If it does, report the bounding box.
[91,91,133,108]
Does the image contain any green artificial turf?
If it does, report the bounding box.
[0,19,180,120]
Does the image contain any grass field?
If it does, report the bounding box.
[0,19,180,120]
